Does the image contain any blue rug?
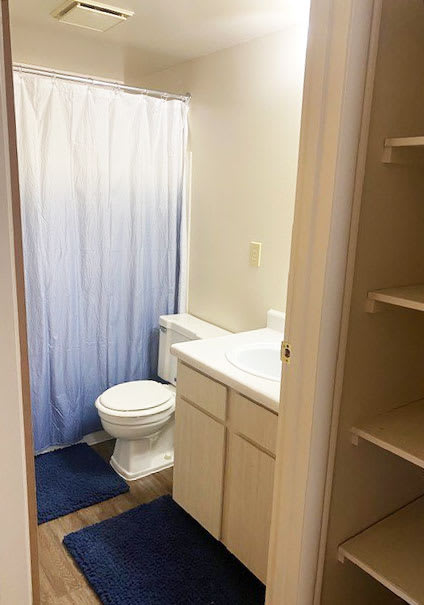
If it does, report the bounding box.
[35,443,129,524]
[64,495,265,605]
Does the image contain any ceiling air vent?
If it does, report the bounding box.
[51,0,134,32]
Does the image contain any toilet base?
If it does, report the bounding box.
[110,418,174,481]
[110,453,174,481]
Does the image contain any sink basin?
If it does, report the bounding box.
[225,343,282,382]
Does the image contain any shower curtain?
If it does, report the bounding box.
[13,72,188,453]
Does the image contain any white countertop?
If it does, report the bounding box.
[171,327,283,413]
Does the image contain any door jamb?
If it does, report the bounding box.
[313,2,383,601]
[266,1,379,603]
[1,1,40,602]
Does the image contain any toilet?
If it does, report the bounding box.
[95,313,229,480]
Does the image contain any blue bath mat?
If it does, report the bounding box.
[35,443,129,524]
[64,495,265,605]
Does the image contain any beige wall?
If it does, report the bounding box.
[9,18,169,86]
[10,19,307,332]
[145,29,307,331]
[0,7,33,602]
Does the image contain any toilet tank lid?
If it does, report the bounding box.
[159,313,230,340]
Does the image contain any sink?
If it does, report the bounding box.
[225,343,282,382]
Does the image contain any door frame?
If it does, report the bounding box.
[0,0,382,602]
[0,1,39,603]
[266,1,380,603]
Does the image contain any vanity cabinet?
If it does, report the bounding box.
[173,361,278,583]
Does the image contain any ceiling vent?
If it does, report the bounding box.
[51,0,134,32]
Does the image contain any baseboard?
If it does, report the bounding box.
[83,430,111,446]
[36,429,112,455]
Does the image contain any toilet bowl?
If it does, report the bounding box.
[95,313,230,480]
[96,380,176,481]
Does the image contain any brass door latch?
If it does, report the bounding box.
[281,341,292,365]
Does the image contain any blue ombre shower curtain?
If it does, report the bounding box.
[13,72,188,452]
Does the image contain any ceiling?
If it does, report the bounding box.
[9,0,310,75]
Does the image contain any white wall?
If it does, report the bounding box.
[145,29,307,331]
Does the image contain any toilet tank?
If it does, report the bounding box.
[158,313,230,385]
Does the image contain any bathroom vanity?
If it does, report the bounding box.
[171,322,282,584]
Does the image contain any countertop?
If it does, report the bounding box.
[171,327,283,413]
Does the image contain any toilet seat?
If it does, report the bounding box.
[96,380,175,418]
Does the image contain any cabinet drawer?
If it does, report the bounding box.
[177,362,227,421]
[228,391,278,455]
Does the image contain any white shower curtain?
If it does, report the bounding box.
[14,71,188,452]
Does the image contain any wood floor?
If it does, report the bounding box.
[38,440,173,604]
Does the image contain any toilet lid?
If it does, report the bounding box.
[98,380,172,413]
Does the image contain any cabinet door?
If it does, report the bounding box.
[222,433,275,583]
[173,397,225,539]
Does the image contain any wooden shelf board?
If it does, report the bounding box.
[339,497,424,605]
[367,285,424,313]
[385,136,424,148]
[382,137,424,163]
[352,399,424,469]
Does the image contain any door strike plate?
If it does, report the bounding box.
[281,341,292,365]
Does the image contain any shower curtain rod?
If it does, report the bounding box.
[13,63,191,103]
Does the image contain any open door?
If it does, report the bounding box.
[266,1,380,604]
[0,1,39,602]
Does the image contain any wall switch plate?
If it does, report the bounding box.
[249,241,262,267]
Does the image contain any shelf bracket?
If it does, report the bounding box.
[365,298,392,314]
[382,146,393,164]
[351,430,359,446]
[382,143,424,165]
[337,549,346,564]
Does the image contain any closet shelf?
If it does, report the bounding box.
[351,399,424,469]
[367,284,424,313]
[339,497,424,605]
[383,136,424,163]
[385,136,424,148]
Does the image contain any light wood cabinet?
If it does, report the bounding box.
[222,433,275,583]
[177,362,227,421]
[228,390,278,455]
[173,361,278,582]
[173,396,226,538]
